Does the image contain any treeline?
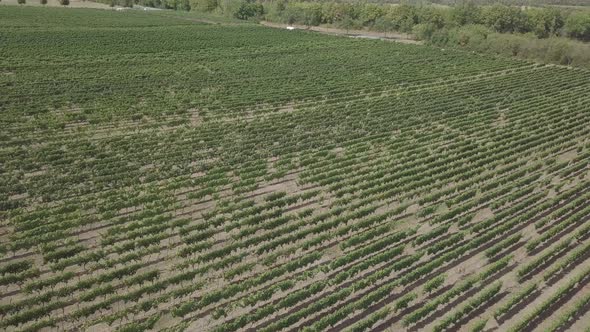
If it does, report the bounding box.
[267,2,590,41]
[91,0,262,18]
[90,0,185,9]
[360,0,590,6]
[103,0,590,10]
[95,0,590,43]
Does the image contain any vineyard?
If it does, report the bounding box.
[2,6,590,332]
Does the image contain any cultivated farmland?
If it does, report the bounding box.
[1,6,590,332]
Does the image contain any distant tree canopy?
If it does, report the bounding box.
[234,0,263,20]
[190,0,217,12]
[255,1,589,42]
[371,0,590,5]
[565,11,590,41]
[480,4,529,33]
[114,0,590,42]
[449,2,480,26]
[527,8,564,38]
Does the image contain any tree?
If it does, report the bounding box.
[191,0,217,12]
[180,0,190,11]
[565,12,590,41]
[481,5,530,34]
[41,0,47,5]
[544,38,574,65]
[374,16,395,38]
[164,0,178,9]
[302,3,323,27]
[283,6,304,25]
[321,3,355,25]
[527,8,564,38]
[233,0,263,20]
[264,0,285,22]
[282,2,322,27]
[59,0,70,5]
[17,0,25,5]
[450,1,481,26]
[413,23,436,41]
[388,4,418,33]
[337,15,355,34]
[321,2,339,24]
[448,24,490,48]
[359,4,385,27]
[418,6,445,29]
[488,32,522,57]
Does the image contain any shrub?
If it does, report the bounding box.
[565,11,590,41]
[413,23,437,41]
[234,1,263,20]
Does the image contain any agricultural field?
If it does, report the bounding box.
[2,6,590,332]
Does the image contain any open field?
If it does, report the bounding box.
[1,6,590,332]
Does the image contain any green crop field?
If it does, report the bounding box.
[1,6,590,332]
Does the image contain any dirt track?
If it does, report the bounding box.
[260,21,423,45]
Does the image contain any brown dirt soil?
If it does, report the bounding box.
[472,207,494,224]
[188,109,201,127]
[566,303,590,332]
[86,322,112,332]
[500,255,590,331]
[406,203,421,215]
[494,110,508,127]
[557,150,578,163]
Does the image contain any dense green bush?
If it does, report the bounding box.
[565,11,590,41]
[234,0,263,20]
